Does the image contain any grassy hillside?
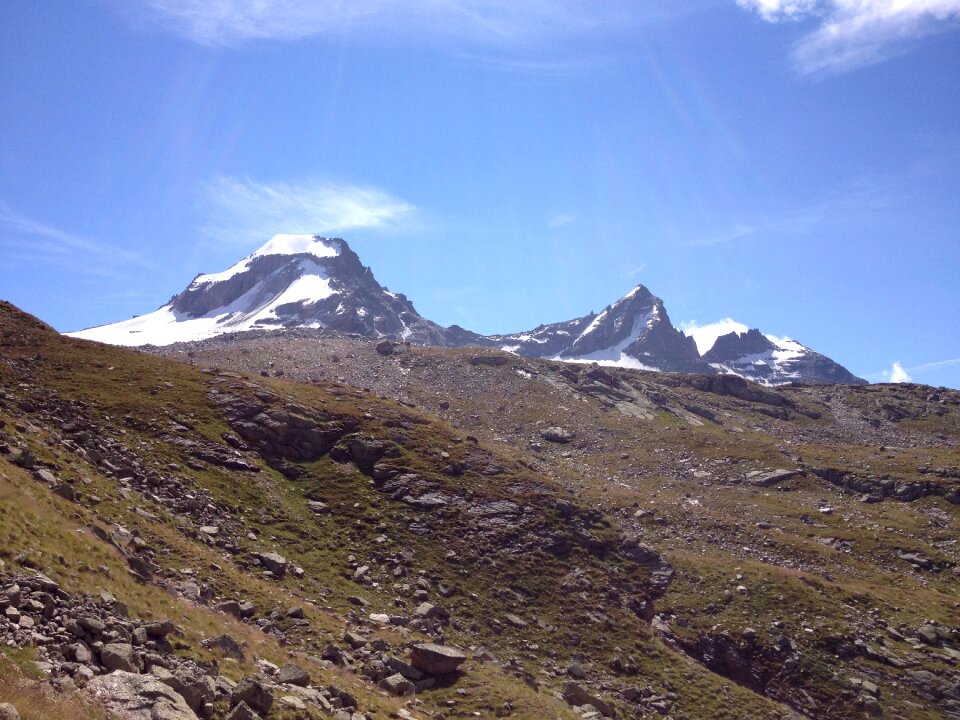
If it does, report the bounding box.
[1,303,958,719]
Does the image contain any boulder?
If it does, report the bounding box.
[231,677,273,715]
[563,682,615,718]
[253,552,288,579]
[225,701,260,720]
[163,663,215,711]
[275,663,310,687]
[100,643,138,673]
[539,426,575,444]
[144,619,176,639]
[202,633,245,660]
[0,704,19,720]
[409,643,467,675]
[380,673,415,696]
[87,671,197,720]
[747,469,803,487]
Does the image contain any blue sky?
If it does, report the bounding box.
[1,0,959,387]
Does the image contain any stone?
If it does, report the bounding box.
[275,663,310,687]
[279,696,307,711]
[225,701,260,720]
[916,625,940,645]
[254,552,288,579]
[231,677,273,714]
[375,340,396,356]
[747,469,803,487]
[539,426,575,444]
[164,663,215,711]
[52,483,77,501]
[562,682,615,718]
[144,619,176,639]
[504,613,527,628]
[100,643,138,673]
[0,704,19,720]
[202,633,245,660]
[87,671,196,720]
[238,601,256,618]
[409,643,468,675]
[214,600,242,618]
[72,642,93,665]
[380,673,416,696]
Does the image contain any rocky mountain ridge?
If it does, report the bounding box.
[69,234,863,385]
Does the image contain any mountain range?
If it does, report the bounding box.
[69,234,865,385]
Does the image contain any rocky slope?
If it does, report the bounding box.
[3,298,958,719]
[67,234,863,386]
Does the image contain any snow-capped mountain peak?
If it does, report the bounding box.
[68,235,865,385]
[191,235,341,287]
[701,326,865,385]
[68,235,475,348]
[492,284,708,373]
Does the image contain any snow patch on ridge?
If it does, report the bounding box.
[193,234,339,285]
[69,257,337,347]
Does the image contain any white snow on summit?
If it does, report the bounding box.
[193,234,339,285]
[68,240,339,347]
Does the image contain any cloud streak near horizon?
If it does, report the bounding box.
[0,202,150,278]
[737,0,960,74]
[202,176,417,245]
[137,0,671,47]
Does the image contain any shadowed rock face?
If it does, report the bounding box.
[704,329,776,363]
[492,285,709,373]
[167,238,486,348]
[703,329,867,386]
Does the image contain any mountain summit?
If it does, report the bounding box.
[70,235,476,348]
[490,285,708,373]
[702,327,865,385]
[70,234,864,385]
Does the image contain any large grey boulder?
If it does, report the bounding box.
[563,682,615,718]
[275,663,310,687]
[231,677,273,714]
[162,662,215,711]
[409,643,467,675]
[225,702,260,720]
[253,552,288,579]
[101,643,138,673]
[87,671,198,720]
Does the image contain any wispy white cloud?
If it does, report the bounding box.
[547,213,576,229]
[679,171,903,247]
[736,0,820,21]
[680,317,750,355]
[0,202,149,278]
[136,0,676,47]
[911,357,960,371]
[737,0,960,74]
[202,176,417,245]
